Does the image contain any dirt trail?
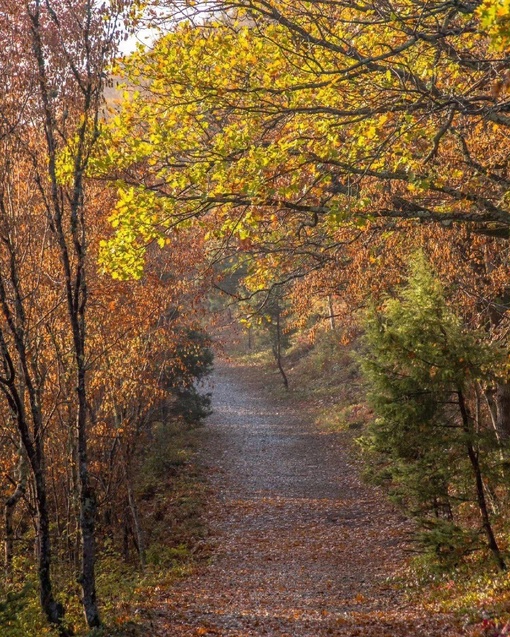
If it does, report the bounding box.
[155,361,463,636]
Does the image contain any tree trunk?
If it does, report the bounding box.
[327,295,336,331]
[76,365,100,628]
[495,381,510,442]
[272,306,288,390]
[458,390,506,571]
[28,0,102,625]
[123,513,130,562]
[4,446,27,577]
[122,450,145,571]
[35,472,67,632]
[0,316,67,633]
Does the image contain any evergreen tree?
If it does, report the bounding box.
[360,255,506,569]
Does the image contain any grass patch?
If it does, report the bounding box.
[402,557,510,634]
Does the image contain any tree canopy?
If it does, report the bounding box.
[99,0,510,285]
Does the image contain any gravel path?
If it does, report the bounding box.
[155,361,463,636]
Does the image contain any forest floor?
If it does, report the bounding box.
[145,358,468,637]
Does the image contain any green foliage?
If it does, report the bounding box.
[97,0,510,287]
[144,543,190,568]
[171,385,213,424]
[359,255,502,564]
[0,585,47,637]
[161,329,214,390]
[162,328,214,423]
[415,520,480,569]
[142,420,194,480]
[0,573,58,637]
[478,0,510,50]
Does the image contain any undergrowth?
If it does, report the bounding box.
[0,417,208,637]
[402,556,510,635]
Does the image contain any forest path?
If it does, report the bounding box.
[154,361,463,636]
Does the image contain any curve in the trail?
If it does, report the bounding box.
[155,361,463,637]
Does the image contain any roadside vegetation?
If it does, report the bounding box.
[0,346,212,637]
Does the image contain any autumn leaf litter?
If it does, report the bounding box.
[151,361,466,637]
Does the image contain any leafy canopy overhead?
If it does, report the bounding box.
[100,0,510,278]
